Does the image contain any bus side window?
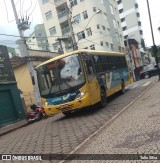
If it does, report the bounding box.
[83,54,95,82]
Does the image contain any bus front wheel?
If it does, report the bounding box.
[99,88,107,108]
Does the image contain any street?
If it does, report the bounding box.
[0,77,157,162]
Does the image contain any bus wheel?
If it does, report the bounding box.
[62,111,72,116]
[121,81,125,94]
[99,88,107,108]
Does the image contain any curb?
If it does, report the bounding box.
[59,79,156,163]
[0,119,28,137]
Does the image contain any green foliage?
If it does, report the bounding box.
[148,45,160,57]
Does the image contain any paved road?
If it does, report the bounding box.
[0,77,158,162]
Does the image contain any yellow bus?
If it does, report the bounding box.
[36,50,131,116]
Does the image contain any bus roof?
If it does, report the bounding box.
[36,49,126,68]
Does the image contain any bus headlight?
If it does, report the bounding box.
[45,102,49,106]
[76,90,86,99]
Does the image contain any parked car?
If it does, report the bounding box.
[140,64,159,79]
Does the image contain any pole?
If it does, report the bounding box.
[67,6,77,50]
[11,0,41,105]
[146,0,160,80]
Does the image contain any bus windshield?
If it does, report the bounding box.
[37,54,85,98]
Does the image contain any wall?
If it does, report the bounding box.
[0,83,26,127]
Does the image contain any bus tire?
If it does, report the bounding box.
[121,80,125,94]
[62,111,72,116]
[99,88,107,108]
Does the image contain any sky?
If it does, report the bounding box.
[0,0,160,48]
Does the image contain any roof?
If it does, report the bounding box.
[36,49,126,68]
[11,56,26,68]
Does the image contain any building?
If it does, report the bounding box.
[38,0,125,53]
[26,24,49,51]
[11,50,60,111]
[0,45,26,128]
[117,0,145,64]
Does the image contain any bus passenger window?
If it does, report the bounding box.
[84,59,95,82]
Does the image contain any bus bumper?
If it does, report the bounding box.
[43,93,91,115]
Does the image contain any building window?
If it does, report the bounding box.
[53,42,59,51]
[138,21,141,26]
[73,14,81,24]
[122,26,127,31]
[93,7,96,12]
[121,18,125,22]
[135,3,138,8]
[114,8,117,14]
[49,26,56,35]
[110,4,114,15]
[117,21,120,28]
[113,19,117,28]
[136,12,140,17]
[104,13,107,20]
[139,30,143,35]
[80,0,84,1]
[102,26,106,30]
[105,42,109,47]
[124,35,128,39]
[100,41,103,46]
[119,9,123,14]
[90,44,95,50]
[86,28,92,36]
[115,32,120,42]
[45,10,52,20]
[107,28,110,34]
[120,34,122,40]
[77,31,85,40]
[42,0,48,4]
[97,24,100,29]
[82,10,88,19]
[117,0,122,4]
[110,44,114,51]
[118,46,121,52]
[69,0,77,7]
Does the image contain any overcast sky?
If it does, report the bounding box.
[0,0,160,48]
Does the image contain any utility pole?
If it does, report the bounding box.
[11,0,42,105]
[146,0,160,81]
[66,5,77,50]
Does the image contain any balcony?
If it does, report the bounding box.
[62,27,71,36]
[54,0,66,7]
[58,10,68,23]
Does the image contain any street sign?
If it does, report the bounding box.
[0,45,15,82]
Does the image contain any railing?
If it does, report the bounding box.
[58,10,68,19]
[62,27,70,35]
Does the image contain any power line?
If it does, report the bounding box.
[0,33,64,38]
[28,0,37,17]
[4,0,15,23]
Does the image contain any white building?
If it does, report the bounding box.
[117,0,145,66]
[38,0,125,53]
[26,24,49,51]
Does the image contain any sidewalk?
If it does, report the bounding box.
[0,119,27,136]
[68,80,160,163]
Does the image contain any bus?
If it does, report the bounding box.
[36,50,131,116]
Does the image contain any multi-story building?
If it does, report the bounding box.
[38,0,125,53]
[117,0,145,66]
[117,0,143,43]
[26,24,49,51]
